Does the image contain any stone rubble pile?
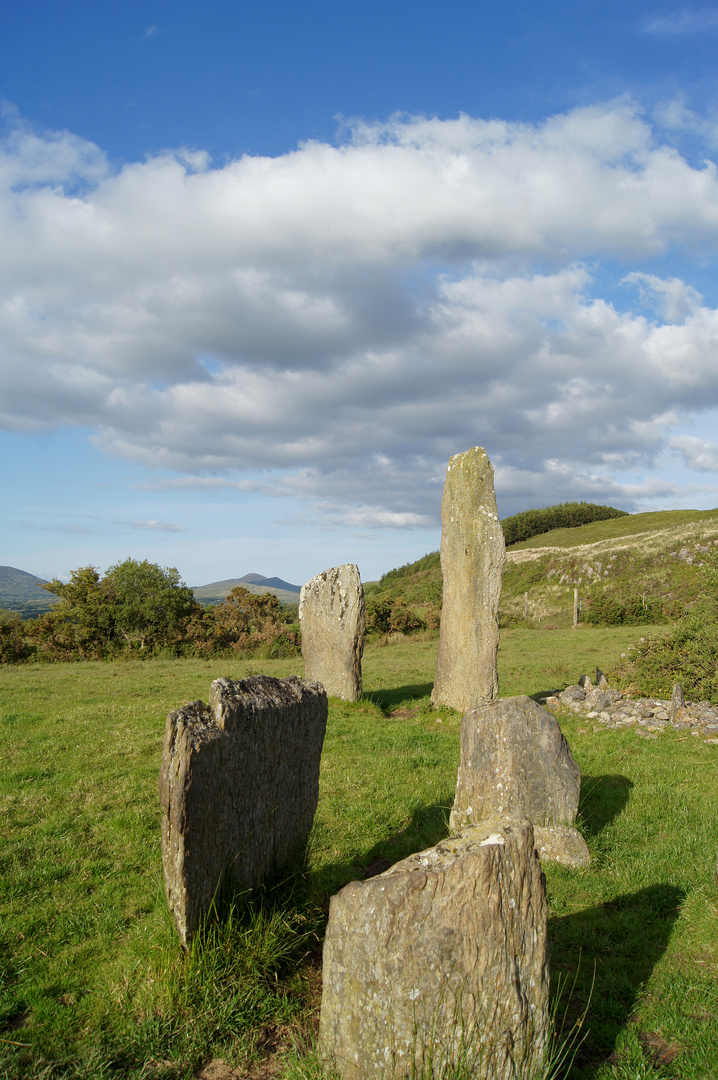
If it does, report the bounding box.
[541,673,718,743]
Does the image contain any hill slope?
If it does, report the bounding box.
[0,566,58,619]
[192,574,301,607]
[367,508,718,629]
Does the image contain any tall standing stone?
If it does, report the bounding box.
[432,447,505,713]
[299,564,365,701]
[449,695,590,867]
[159,675,327,946]
[320,817,549,1080]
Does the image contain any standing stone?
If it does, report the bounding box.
[450,695,590,867]
[159,675,327,946]
[320,817,549,1080]
[432,447,505,713]
[670,683,686,722]
[299,564,365,701]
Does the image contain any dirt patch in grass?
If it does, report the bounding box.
[638,1031,683,1066]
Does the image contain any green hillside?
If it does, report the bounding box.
[0,566,58,619]
[367,507,718,629]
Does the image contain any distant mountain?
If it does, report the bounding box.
[192,573,301,607]
[0,566,58,619]
[237,574,301,592]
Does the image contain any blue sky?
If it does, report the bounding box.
[3,1,718,586]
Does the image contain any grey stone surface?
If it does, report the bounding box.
[432,447,505,713]
[542,676,718,738]
[533,824,591,868]
[299,564,365,701]
[320,817,549,1080]
[159,675,327,946]
[670,683,685,720]
[449,695,589,866]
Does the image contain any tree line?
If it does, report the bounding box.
[501,502,628,546]
[0,559,300,664]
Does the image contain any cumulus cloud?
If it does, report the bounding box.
[3,100,718,524]
[670,435,718,471]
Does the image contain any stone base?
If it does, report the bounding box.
[533,824,591,867]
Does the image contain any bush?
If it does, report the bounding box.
[184,587,300,658]
[585,591,665,626]
[0,616,35,663]
[617,551,718,700]
[365,597,425,636]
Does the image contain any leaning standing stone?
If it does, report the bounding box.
[450,695,590,867]
[159,675,327,946]
[320,817,549,1080]
[299,564,365,701]
[432,447,505,713]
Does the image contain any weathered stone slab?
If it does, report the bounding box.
[432,447,505,713]
[670,683,685,721]
[320,817,549,1080]
[299,564,365,701]
[450,695,589,867]
[159,675,327,946]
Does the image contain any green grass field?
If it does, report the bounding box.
[1,628,717,1079]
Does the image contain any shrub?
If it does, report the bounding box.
[617,551,718,700]
[365,597,425,636]
[184,587,300,658]
[0,616,34,663]
[585,591,664,626]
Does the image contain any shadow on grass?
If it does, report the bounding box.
[550,883,685,1077]
[310,798,453,899]
[578,774,633,837]
[365,682,434,714]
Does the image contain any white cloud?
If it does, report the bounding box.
[127,520,187,532]
[643,8,718,35]
[3,101,718,525]
[670,435,718,471]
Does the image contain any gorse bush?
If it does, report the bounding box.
[365,596,429,635]
[585,591,666,627]
[3,562,300,663]
[0,615,34,663]
[617,550,718,700]
[184,586,300,658]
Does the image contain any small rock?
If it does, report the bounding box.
[670,684,685,721]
